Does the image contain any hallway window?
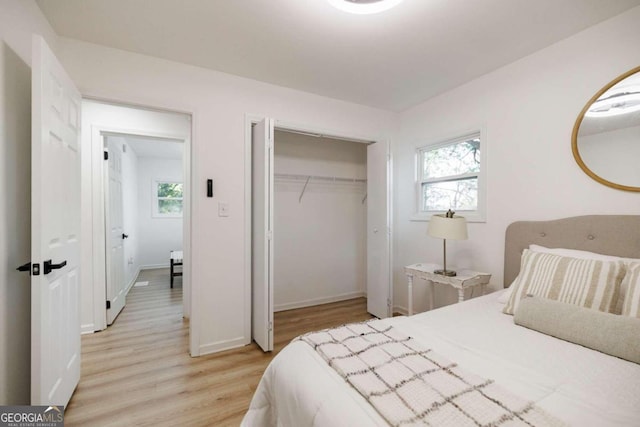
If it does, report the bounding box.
[154,181,183,217]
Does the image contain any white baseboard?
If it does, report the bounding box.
[140,263,170,270]
[274,291,366,312]
[125,265,142,295]
[197,336,249,356]
[81,324,96,334]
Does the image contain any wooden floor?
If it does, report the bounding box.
[65,269,372,426]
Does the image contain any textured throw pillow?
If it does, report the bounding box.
[514,296,640,364]
[503,249,625,315]
[622,262,640,318]
[529,244,639,314]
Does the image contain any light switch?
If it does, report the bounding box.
[218,202,229,217]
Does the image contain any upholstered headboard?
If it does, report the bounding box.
[504,215,640,287]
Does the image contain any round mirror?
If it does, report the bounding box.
[572,66,640,192]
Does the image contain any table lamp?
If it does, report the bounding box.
[427,209,468,276]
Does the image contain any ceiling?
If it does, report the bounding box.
[120,135,183,159]
[36,0,640,111]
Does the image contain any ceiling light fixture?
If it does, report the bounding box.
[327,0,404,15]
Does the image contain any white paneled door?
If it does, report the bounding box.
[105,138,126,325]
[252,118,274,352]
[31,35,81,406]
[367,140,392,319]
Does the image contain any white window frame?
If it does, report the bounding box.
[412,130,486,223]
[153,179,184,218]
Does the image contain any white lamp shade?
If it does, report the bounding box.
[427,214,468,240]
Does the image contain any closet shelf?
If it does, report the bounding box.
[275,173,367,203]
[274,173,367,184]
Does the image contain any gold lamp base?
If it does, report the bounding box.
[434,269,457,277]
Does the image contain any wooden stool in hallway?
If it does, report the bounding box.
[170,250,183,288]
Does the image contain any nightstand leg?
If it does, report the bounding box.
[429,281,435,311]
[458,288,465,303]
[407,274,413,316]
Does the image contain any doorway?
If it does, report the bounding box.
[82,99,192,336]
[102,133,185,324]
[248,118,392,352]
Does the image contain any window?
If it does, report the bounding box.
[153,181,183,217]
[415,132,484,221]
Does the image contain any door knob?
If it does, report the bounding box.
[122,233,129,239]
[374,228,379,233]
[43,259,67,275]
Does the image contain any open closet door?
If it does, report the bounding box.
[367,140,391,318]
[31,35,81,406]
[105,137,126,325]
[252,118,274,352]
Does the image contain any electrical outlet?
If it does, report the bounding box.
[218,202,230,217]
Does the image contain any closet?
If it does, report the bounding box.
[251,118,391,352]
[273,130,367,311]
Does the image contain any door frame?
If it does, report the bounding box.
[86,100,195,353]
[243,115,393,343]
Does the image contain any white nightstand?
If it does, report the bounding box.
[404,263,491,315]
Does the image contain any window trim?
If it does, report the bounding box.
[411,129,486,223]
[152,179,184,218]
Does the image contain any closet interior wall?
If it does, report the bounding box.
[273,130,367,311]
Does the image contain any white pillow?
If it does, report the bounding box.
[497,287,512,304]
[529,244,636,263]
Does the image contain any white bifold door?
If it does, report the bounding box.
[104,137,127,324]
[31,35,82,406]
[252,118,275,352]
[366,140,392,319]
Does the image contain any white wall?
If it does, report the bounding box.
[57,37,396,354]
[81,100,190,333]
[136,156,183,268]
[578,125,640,187]
[105,135,140,288]
[393,6,640,314]
[5,0,636,374]
[274,131,367,311]
[0,0,59,405]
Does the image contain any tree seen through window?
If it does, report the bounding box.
[419,135,481,212]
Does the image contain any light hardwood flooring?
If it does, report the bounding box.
[65,269,372,426]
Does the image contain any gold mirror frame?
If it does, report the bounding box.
[571,65,640,192]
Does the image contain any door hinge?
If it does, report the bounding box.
[266,230,273,240]
[106,300,111,309]
[268,321,273,331]
[104,151,109,160]
[387,298,392,308]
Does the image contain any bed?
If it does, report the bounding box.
[242,215,640,426]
